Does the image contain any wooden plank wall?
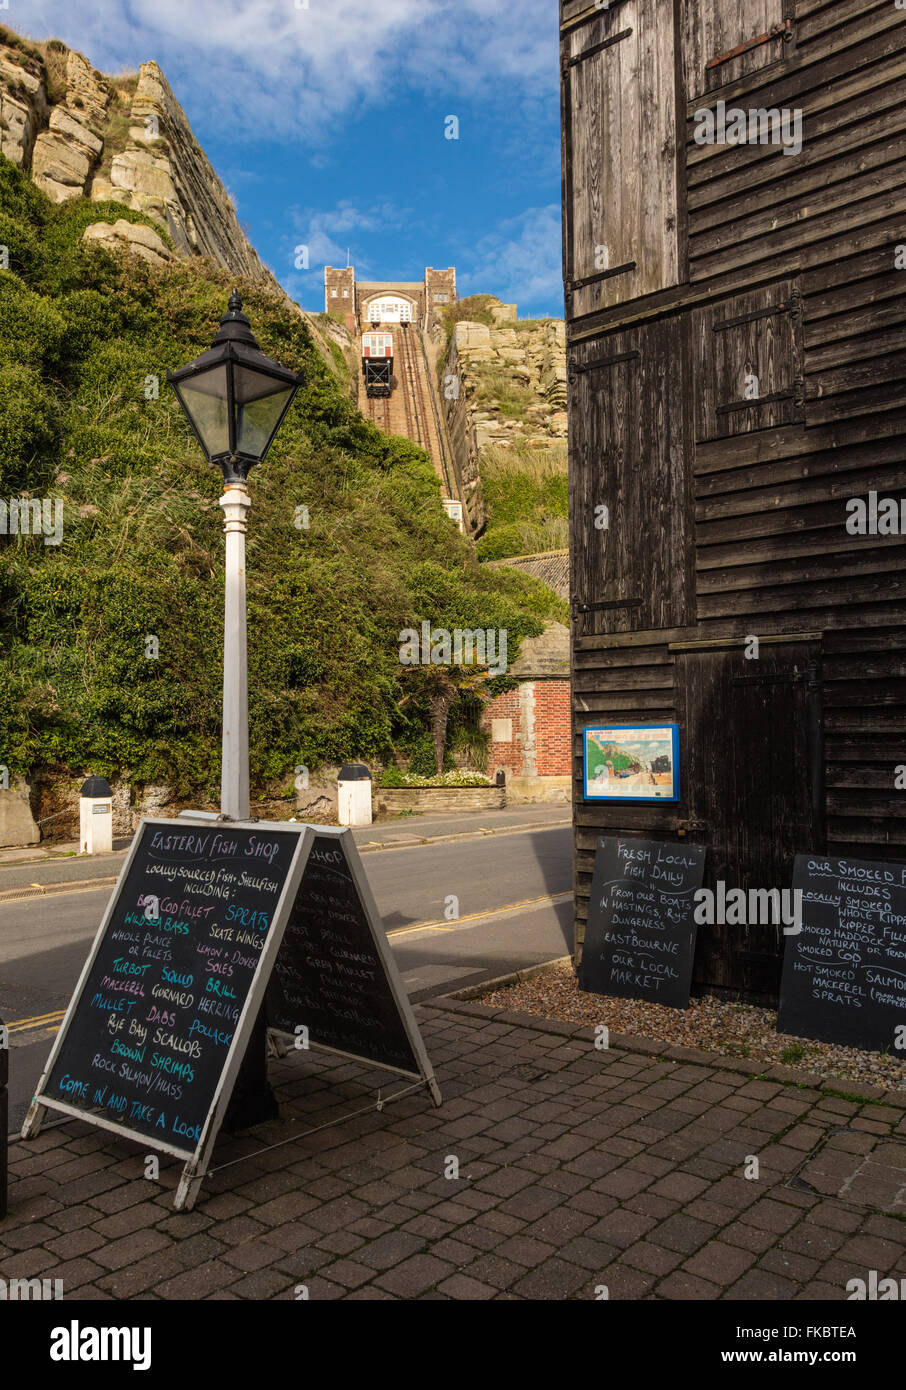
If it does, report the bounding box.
[563,0,906,980]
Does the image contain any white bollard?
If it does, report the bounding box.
[337,763,372,827]
[79,776,114,855]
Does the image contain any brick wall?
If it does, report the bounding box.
[483,679,571,778]
[425,267,456,328]
[484,687,523,776]
[375,786,505,814]
[534,679,571,776]
[325,265,355,313]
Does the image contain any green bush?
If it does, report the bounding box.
[0,361,60,491]
[0,277,66,368]
[376,766,491,788]
[0,212,42,281]
[475,444,569,564]
[439,294,498,351]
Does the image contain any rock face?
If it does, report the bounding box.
[449,317,568,445]
[89,62,270,282]
[0,32,274,285]
[0,779,40,848]
[82,217,173,267]
[0,43,47,166]
[440,309,568,533]
[31,50,109,202]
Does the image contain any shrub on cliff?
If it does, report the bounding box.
[475,443,569,561]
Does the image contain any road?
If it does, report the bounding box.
[0,813,574,1131]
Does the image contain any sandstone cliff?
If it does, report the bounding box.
[447,316,567,450]
[439,301,568,536]
[0,27,272,283]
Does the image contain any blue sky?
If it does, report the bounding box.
[20,0,564,318]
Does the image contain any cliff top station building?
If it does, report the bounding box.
[324,266,456,334]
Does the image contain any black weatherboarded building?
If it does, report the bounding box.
[561,0,906,1000]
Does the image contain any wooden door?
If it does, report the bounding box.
[569,319,692,636]
[679,641,822,999]
[682,0,788,100]
[561,0,680,319]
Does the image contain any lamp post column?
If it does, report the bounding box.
[219,477,277,1130]
[219,481,251,821]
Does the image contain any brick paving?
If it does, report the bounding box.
[2,996,905,1300]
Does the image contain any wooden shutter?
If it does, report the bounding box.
[692,280,804,442]
[683,0,791,101]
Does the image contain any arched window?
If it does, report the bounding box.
[364,297,412,323]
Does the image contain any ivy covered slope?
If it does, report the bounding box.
[0,156,561,797]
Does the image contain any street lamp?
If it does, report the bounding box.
[168,291,302,821]
[168,291,302,1132]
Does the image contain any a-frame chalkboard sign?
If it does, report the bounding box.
[22,818,312,1210]
[267,826,441,1102]
[778,852,906,1052]
[21,817,440,1210]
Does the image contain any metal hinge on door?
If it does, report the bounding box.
[706,18,793,71]
[713,293,801,333]
[717,374,804,417]
[572,598,643,617]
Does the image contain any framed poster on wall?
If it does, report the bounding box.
[583,724,680,803]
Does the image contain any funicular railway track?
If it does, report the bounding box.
[360,309,451,483]
[398,326,426,450]
[366,392,391,431]
[407,328,433,455]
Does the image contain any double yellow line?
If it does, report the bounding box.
[6,1008,66,1035]
[387,890,571,937]
[4,890,571,1034]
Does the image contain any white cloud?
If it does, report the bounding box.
[19,0,558,140]
[458,204,562,312]
[273,199,411,279]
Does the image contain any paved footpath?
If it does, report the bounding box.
[2,997,905,1300]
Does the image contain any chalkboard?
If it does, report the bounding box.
[27,819,311,1159]
[578,836,707,1008]
[267,828,434,1082]
[778,853,906,1052]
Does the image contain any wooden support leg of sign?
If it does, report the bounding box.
[173,1160,205,1213]
[21,1097,47,1139]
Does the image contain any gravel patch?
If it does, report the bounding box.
[478,961,906,1093]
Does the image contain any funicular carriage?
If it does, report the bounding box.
[361,295,416,398]
[361,330,392,397]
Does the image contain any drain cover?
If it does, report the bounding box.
[790,1132,906,1213]
[508,1064,546,1082]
